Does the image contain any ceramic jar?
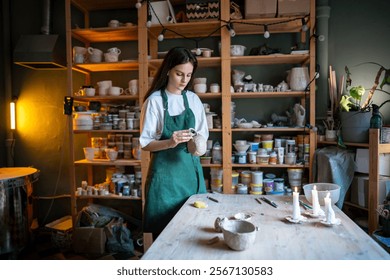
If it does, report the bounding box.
[289,67,309,91]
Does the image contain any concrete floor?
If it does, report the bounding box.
[1,228,142,260]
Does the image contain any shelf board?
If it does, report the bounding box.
[148,20,222,39]
[231,91,307,98]
[73,61,139,72]
[75,159,141,166]
[73,129,140,134]
[195,93,221,99]
[231,163,308,168]
[148,57,221,70]
[201,163,223,168]
[73,95,140,102]
[232,17,304,35]
[232,127,308,132]
[76,194,141,200]
[71,0,133,11]
[317,140,369,148]
[72,26,138,43]
[231,53,310,66]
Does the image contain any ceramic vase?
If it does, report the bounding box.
[289,67,309,91]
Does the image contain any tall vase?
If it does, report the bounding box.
[340,110,371,143]
[289,67,310,91]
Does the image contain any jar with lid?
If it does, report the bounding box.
[212,143,222,163]
[269,151,277,165]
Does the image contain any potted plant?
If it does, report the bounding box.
[338,62,390,143]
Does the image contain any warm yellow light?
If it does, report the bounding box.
[10,101,16,130]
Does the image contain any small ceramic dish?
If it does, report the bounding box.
[238,122,254,129]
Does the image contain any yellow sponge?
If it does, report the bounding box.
[193,201,208,208]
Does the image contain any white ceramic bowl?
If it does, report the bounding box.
[303,183,341,205]
[83,147,98,161]
[105,148,118,161]
[194,83,207,93]
[220,219,257,251]
[233,144,250,153]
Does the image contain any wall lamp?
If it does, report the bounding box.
[10,96,17,130]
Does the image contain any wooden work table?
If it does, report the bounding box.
[142,194,389,260]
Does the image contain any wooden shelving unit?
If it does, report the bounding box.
[66,0,317,231]
[369,129,390,234]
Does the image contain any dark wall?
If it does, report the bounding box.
[0,0,389,226]
[328,0,390,123]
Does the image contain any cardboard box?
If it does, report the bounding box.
[72,227,106,255]
[277,0,310,17]
[350,174,390,207]
[245,0,277,19]
[355,148,390,176]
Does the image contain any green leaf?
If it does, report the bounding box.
[349,85,365,100]
[340,95,352,111]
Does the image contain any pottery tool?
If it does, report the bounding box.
[207,196,219,203]
[193,201,208,208]
[299,200,312,210]
[261,197,278,208]
[255,197,262,204]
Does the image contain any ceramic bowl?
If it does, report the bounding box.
[194,83,207,93]
[220,219,257,251]
[233,144,250,153]
[105,148,118,161]
[303,183,341,205]
[83,147,98,161]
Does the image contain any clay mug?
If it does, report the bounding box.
[104,52,119,62]
[107,47,121,55]
[125,85,138,96]
[187,128,207,156]
[73,46,87,62]
[209,83,220,93]
[108,86,124,96]
[88,47,103,63]
[128,79,138,87]
[73,53,85,64]
[85,87,96,96]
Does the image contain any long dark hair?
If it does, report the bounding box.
[144,47,198,102]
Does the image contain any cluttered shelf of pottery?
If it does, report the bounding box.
[75,194,141,201]
[73,61,139,72]
[231,91,307,98]
[231,163,308,168]
[317,140,369,148]
[343,201,368,211]
[148,57,221,70]
[71,0,131,11]
[148,20,221,39]
[73,129,140,134]
[232,127,307,132]
[232,17,304,35]
[72,26,138,43]
[230,54,309,66]
[74,159,141,166]
[73,95,139,102]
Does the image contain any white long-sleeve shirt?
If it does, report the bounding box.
[140,89,209,148]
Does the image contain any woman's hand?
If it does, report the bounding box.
[170,129,192,147]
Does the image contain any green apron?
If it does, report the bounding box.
[143,89,206,238]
